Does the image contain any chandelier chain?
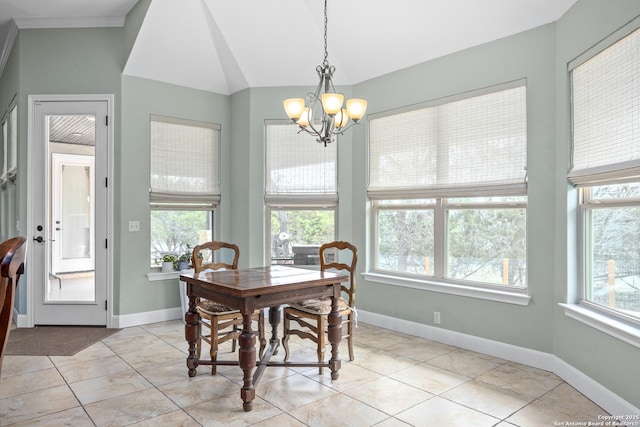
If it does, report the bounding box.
[323,0,328,64]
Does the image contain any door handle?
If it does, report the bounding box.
[33,236,45,243]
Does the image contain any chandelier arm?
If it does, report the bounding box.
[330,121,357,136]
[303,117,322,137]
[296,125,318,137]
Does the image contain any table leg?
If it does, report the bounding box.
[185,294,200,378]
[239,312,256,411]
[268,306,281,355]
[327,287,342,380]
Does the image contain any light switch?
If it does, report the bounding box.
[129,221,140,232]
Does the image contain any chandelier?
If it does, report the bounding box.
[283,0,367,147]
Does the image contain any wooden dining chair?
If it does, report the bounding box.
[0,236,27,376]
[282,240,358,374]
[191,241,265,375]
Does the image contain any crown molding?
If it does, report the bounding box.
[13,16,126,29]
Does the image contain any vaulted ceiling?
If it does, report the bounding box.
[0,0,578,95]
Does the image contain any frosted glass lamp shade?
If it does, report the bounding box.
[321,93,344,116]
[284,98,305,121]
[335,109,349,128]
[298,108,310,127]
[346,99,367,121]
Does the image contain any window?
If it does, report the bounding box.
[149,115,219,268]
[265,122,337,266]
[580,184,640,322]
[7,105,16,179]
[570,24,640,324]
[0,116,6,187]
[369,82,527,291]
[1,105,17,186]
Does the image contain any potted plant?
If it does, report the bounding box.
[177,250,191,271]
[161,254,178,272]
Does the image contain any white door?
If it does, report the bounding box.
[30,99,110,326]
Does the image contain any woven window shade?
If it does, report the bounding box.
[149,115,220,206]
[369,84,527,199]
[569,27,640,187]
[265,123,337,202]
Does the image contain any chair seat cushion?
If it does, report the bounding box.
[289,296,350,315]
[197,299,238,315]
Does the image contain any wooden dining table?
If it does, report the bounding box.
[180,265,349,412]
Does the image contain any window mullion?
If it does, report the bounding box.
[433,198,446,278]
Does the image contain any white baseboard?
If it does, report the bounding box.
[358,309,639,417]
[112,307,183,329]
[13,308,29,327]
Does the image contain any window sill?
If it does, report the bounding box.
[363,272,531,306]
[147,271,181,281]
[559,303,640,349]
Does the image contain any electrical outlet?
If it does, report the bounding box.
[434,311,441,324]
[128,221,140,232]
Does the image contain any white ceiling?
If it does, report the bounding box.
[0,0,578,95]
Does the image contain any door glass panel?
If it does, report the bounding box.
[61,165,91,260]
[46,114,96,303]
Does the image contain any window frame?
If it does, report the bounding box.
[368,196,529,304]
[0,115,6,187]
[578,186,640,328]
[7,104,17,180]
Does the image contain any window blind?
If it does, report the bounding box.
[569,27,640,187]
[265,123,337,204]
[149,115,220,207]
[369,84,527,199]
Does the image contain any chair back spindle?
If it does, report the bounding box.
[320,240,358,308]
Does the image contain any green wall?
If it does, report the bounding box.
[119,75,230,315]
[4,27,125,313]
[345,0,640,406]
[352,23,557,352]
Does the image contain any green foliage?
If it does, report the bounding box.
[447,208,526,285]
[161,254,178,270]
[270,210,335,258]
[377,204,526,285]
[377,209,433,273]
[151,211,209,265]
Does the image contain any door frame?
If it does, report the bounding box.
[26,94,114,328]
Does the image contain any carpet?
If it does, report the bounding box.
[5,326,120,356]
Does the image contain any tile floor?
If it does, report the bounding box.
[0,320,607,426]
